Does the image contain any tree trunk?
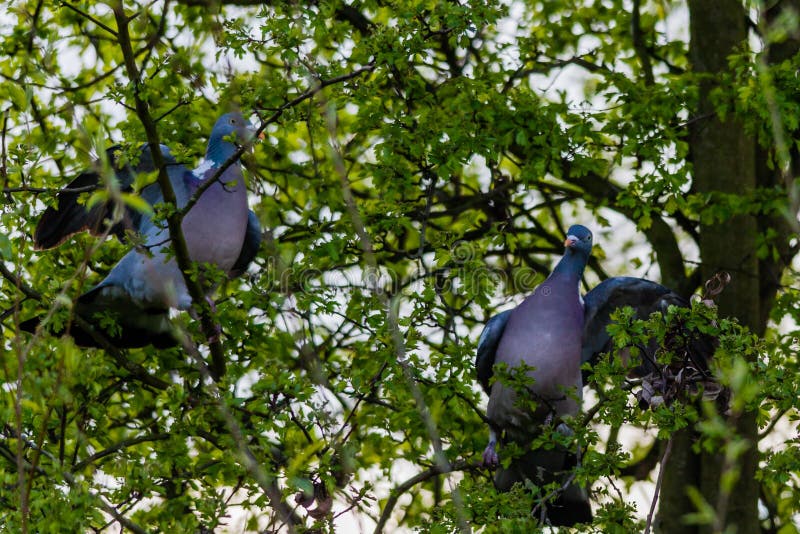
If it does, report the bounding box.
[659,2,760,532]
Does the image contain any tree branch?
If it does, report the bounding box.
[71,433,170,472]
[113,1,226,378]
[62,2,118,37]
[373,460,481,534]
[644,436,673,534]
[631,0,655,86]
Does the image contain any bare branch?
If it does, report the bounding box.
[373,460,482,534]
[62,2,118,37]
[644,436,674,534]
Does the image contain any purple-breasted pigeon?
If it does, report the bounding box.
[476,224,593,526]
[24,112,260,348]
[475,225,715,526]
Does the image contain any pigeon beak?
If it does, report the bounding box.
[564,235,578,248]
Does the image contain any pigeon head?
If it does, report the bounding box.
[550,224,592,278]
[206,112,257,164]
[563,224,593,257]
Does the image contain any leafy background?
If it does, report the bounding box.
[1,0,799,532]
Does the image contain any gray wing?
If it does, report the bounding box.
[28,144,192,348]
[75,284,179,348]
[475,309,512,394]
[581,276,688,372]
[19,282,180,349]
[33,144,190,248]
[34,146,135,248]
[229,210,262,278]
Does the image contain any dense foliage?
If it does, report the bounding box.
[1,0,799,532]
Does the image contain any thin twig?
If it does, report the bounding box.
[373,460,481,533]
[531,471,578,523]
[71,433,170,472]
[644,435,674,534]
[2,184,98,195]
[61,2,118,37]
[757,408,790,440]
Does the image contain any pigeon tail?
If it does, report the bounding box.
[494,446,593,527]
[19,307,179,350]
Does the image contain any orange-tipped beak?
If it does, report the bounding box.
[258,130,266,140]
[564,236,578,247]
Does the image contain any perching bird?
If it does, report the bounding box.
[24,112,261,348]
[476,224,594,526]
[581,276,692,377]
[476,226,707,526]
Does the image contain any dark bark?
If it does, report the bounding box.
[689,0,759,326]
[757,0,800,332]
[658,2,760,533]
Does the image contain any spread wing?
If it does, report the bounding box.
[33,144,191,248]
[581,276,687,374]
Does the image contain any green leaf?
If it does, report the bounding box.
[0,233,11,259]
[121,192,154,216]
[7,83,28,111]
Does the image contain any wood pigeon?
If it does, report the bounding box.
[476,224,593,526]
[23,112,261,348]
[474,225,699,526]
